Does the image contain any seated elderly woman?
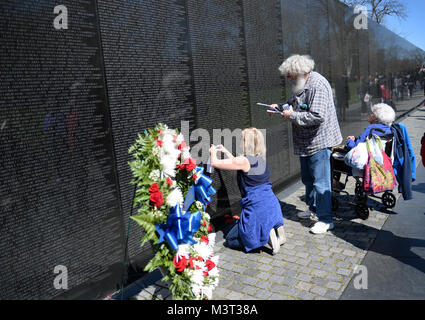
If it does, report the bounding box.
[333,103,396,190]
[346,103,395,150]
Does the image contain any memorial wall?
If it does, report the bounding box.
[0,0,423,299]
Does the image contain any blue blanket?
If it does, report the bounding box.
[238,183,284,252]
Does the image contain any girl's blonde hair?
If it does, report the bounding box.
[241,128,266,159]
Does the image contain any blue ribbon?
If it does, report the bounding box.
[183,167,216,210]
[156,204,201,250]
[155,166,215,250]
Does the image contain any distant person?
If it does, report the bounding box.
[394,74,403,101]
[43,102,68,182]
[335,74,349,121]
[407,74,415,98]
[421,132,425,167]
[358,76,370,117]
[209,128,286,255]
[419,65,425,95]
[370,77,381,105]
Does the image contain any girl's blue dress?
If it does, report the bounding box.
[225,155,284,252]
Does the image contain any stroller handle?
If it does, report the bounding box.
[368,128,386,139]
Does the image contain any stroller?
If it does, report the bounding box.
[330,128,397,220]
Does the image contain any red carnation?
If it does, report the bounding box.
[203,271,209,277]
[188,256,204,270]
[207,224,213,232]
[192,174,197,181]
[149,183,160,193]
[201,235,209,244]
[150,192,164,207]
[178,141,187,151]
[202,221,207,227]
[173,255,187,273]
[188,257,194,270]
[186,158,197,171]
[178,158,197,171]
[166,177,173,186]
[158,129,164,135]
[206,259,216,271]
[155,139,163,147]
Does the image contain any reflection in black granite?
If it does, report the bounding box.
[0,0,424,299]
[0,1,123,299]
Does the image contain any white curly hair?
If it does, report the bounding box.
[371,103,396,126]
[278,54,315,76]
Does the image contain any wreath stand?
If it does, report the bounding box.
[119,184,137,300]
[118,184,170,300]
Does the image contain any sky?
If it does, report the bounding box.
[383,0,425,51]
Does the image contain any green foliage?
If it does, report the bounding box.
[127,123,203,300]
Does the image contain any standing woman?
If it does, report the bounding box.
[209,128,285,255]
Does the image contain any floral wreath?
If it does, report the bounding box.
[129,123,219,300]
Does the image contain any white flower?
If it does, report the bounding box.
[210,255,219,266]
[176,244,191,259]
[176,133,185,145]
[193,259,205,271]
[168,147,181,162]
[193,242,213,260]
[202,212,211,220]
[148,169,160,181]
[202,286,213,300]
[207,233,216,248]
[162,134,176,154]
[152,146,160,157]
[208,267,219,278]
[160,155,177,177]
[190,268,205,287]
[191,284,203,299]
[181,150,191,161]
[166,187,184,208]
[208,256,220,278]
[195,201,203,211]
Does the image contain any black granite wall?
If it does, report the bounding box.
[0,0,422,299]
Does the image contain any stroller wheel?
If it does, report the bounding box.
[355,204,369,220]
[382,192,396,209]
[332,196,339,212]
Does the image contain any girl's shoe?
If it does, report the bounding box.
[276,226,286,246]
[268,229,280,255]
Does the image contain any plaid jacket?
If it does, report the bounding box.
[288,71,343,156]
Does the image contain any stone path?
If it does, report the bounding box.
[125,103,425,301]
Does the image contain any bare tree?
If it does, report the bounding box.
[340,0,407,24]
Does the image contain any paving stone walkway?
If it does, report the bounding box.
[127,103,425,301]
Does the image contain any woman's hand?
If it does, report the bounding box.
[216,144,234,159]
[209,144,217,154]
[216,144,228,153]
[347,136,355,141]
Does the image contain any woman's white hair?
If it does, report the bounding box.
[372,103,395,126]
[279,54,315,76]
